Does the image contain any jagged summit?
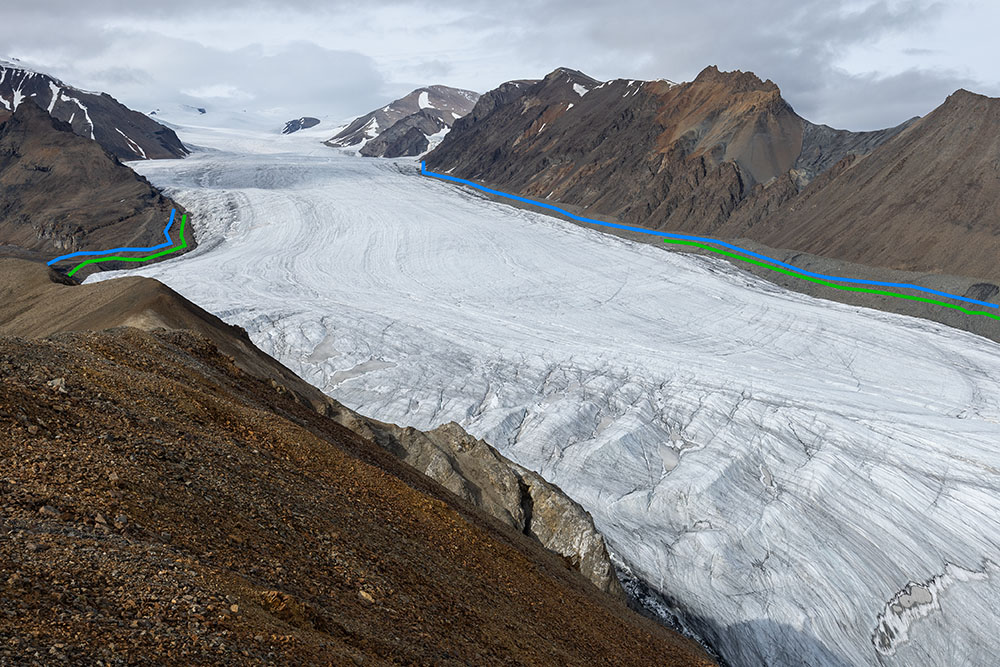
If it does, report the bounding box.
[692,65,780,93]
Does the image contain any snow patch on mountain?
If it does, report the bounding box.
[114,128,146,159]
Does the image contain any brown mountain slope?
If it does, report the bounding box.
[0,259,713,664]
[425,66,909,238]
[0,259,326,413]
[0,100,192,276]
[736,89,1000,281]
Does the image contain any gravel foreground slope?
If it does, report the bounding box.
[0,265,712,665]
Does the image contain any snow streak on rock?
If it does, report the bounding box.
[94,129,1000,667]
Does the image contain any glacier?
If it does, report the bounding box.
[92,123,1000,666]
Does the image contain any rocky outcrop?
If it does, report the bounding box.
[326,84,479,151]
[509,462,624,598]
[359,109,447,157]
[282,116,320,134]
[0,60,187,160]
[330,410,624,597]
[0,100,190,276]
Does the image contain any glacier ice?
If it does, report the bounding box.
[91,126,1000,666]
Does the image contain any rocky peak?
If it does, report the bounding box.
[933,88,1000,121]
[693,65,779,95]
[544,67,602,86]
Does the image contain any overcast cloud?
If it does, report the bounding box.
[1,0,996,129]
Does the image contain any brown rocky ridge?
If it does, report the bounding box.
[0,100,192,278]
[0,258,715,665]
[425,66,912,244]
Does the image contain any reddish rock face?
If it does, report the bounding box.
[427,65,969,269]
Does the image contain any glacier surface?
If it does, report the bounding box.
[93,125,1000,666]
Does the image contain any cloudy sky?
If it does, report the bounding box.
[2,0,997,130]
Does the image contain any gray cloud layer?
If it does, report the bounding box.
[0,0,995,129]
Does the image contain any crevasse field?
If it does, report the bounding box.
[93,121,1000,667]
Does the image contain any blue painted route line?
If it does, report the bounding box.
[420,161,998,310]
[47,209,177,266]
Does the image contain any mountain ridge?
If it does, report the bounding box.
[0,61,188,160]
[425,65,994,282]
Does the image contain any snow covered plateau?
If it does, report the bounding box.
[92,123,1000,666]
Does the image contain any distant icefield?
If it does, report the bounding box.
[94,122,1000,666]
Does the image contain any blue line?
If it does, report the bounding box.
[420,162,998,310]
[46,209,177,265]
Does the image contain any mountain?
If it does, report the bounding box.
[0,60,188,160]
[429,66,1000,284]
[425,65,913,248]
[282,116,320,134]
[359,109,449,157]
[0,257,714,665]
[727,89,1000,281]
[0,100,191,277]
[325,85,479,156]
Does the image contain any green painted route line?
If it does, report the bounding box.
[664,238,1000,322]
[66,213,189,277]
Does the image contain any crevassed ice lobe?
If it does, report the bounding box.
[93,127,1000,667]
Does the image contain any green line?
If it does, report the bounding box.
[67,214,188,277]
[664,238,1000,322]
